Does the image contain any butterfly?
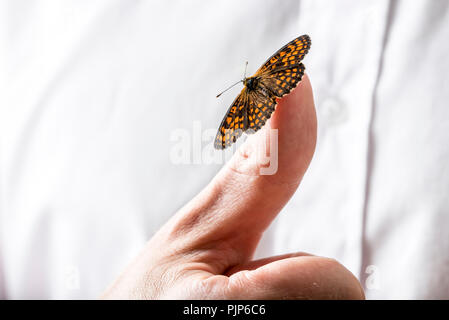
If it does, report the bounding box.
[214,34,311,150]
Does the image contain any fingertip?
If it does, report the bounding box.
[231,73,317,179]
[256,73,317,186]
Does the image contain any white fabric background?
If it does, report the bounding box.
[1,0,448,299]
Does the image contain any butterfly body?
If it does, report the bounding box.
[244,77,259,91]
[214,35,311,150]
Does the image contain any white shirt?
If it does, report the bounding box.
[1,0,448,299]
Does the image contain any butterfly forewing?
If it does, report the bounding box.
[255,35,311,76]
[214,90,248,149]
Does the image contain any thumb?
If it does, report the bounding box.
[163,74,317,269]
[103,75,364,300]
[224,73,317,232]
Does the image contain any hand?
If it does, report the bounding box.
[101,75,365,299]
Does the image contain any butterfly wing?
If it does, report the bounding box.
[245,90,277,133]
[242,63,305,135]
[244,63,304,133]
[214,89,249,149]
[255,34,311,76]
[259,63,306,98]
[214,35,311,149]
[242,35,310,132]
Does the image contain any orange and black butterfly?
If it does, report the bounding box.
[214,34,311,149]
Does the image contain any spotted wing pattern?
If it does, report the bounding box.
[214,35,311,149]
[255,34,311,76]
[260,63,306,98]
[214,90,248,149]
[245,91,277,133]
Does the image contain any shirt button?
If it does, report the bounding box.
[319,98,347,125]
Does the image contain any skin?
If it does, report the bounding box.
[101,75,365,299]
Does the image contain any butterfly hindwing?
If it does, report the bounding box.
[246,91,277,133]
[244,63,305,133]
[261,63,306,98]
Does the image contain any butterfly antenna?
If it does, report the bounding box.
[244,61,248,80]
[216,79,243,98]
[216,61,248,98]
